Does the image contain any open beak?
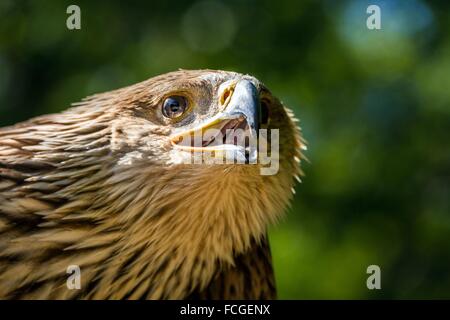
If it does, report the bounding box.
[170,80,260,163]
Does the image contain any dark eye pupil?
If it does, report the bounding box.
[168,101,180,111]
[163,96,187,118]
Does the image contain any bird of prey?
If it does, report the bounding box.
[0,69,305,299]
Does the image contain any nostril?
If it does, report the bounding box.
[220,87,234,106]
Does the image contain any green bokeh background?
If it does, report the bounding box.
[0,0,449,299]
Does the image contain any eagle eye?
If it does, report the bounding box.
[162,96,188,119]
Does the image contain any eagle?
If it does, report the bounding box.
[0,69,305,299]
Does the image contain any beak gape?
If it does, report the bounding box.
[170,80,261,164]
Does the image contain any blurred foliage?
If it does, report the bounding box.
[0,0,449,299]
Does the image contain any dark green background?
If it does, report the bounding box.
[0,0,449,298]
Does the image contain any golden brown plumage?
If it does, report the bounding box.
[0,69,304,299]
